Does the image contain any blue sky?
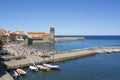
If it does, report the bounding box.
[0,0,120,35]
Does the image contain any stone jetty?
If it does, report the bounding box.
[0,46,120,80]
[55,37,84,42]
[1,46,120,69]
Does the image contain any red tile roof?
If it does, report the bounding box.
[28,32,48,34]
[0,29,5,35]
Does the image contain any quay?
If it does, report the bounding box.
[1,46,120,69]
[0,46,120,80]
[0,63,14,80]
[2,49,95,69]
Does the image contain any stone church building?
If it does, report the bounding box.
[27,26,55,42]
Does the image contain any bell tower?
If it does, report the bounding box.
[50,26,55,41]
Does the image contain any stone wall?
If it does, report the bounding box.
[55,37,85,42]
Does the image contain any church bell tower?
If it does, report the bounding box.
[50,26,55,41]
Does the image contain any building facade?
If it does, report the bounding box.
[27,26,55,42]
[0,29,24,43]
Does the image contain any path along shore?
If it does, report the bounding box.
[0,45,120,80]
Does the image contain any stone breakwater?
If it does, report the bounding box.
[1,46,120,70]
[0,46,120,80]
[55,37,84,42]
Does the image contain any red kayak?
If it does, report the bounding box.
[16,68,26,75]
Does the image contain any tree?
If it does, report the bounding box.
[0,36,3,50]
[22,34,28,40]
[0,36,2,45]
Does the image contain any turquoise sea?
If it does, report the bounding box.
[18,36,120,80]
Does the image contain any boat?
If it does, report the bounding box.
[43,63,60,70]
[29,65,38,71]
[9,70,19,78]
[37,65,50,71]
[16,68,26,75]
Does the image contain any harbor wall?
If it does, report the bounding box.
[55,37,84,42]
[0,64,14,80]
[3,46,120,69]
[52,51,96,62]
[0,46,120,80]
[26,36,85,45]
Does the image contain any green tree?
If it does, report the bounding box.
[0,36,2,45]
[0,36,3,50]
[22,35,28,40]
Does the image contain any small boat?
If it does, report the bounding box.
[10,70,19,78]
[29,65,38,71]
[43,63,60,70]
[37,65,50,71]
[16,68,26,75]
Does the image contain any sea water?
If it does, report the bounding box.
[18,36,120,80]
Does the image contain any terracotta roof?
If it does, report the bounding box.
[27,32,48,34]
[0,29,5,35]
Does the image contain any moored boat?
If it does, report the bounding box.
[43,63,60,70]
[37,65,50,71]
[16,68,26,75]
[10,70,19,78]
[29,65,38,71]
